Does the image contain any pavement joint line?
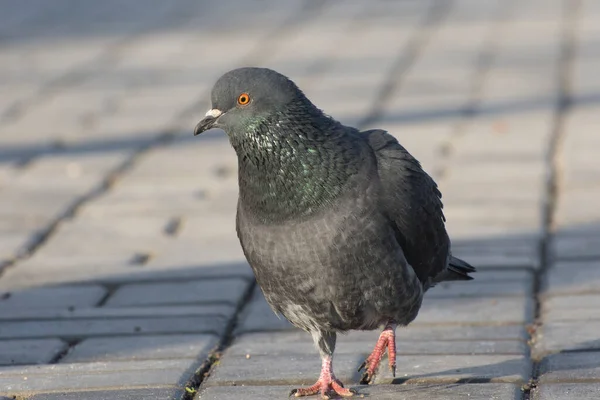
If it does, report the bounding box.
[434,0,516,180]
[95,284,121,308]
[48,338,80,365]
[523,0,581,398]
[358,0,453,130]
[181,281,257,400]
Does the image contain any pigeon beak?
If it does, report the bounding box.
[194,109,223,136]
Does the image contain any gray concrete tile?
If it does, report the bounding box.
[0,316,227,340]
[0,285,106,309]
[206,353,530,386]
[427,278,532,298]
[104,278,249,307]
[0,261,252,290]
[235,291,295,333]
[62,334,219,363]
[533,383,600,399]
[231,332,527,356]
[417,297,533,325]
[237,291,532,335]
[542,294,600,322]
[198,383,521,400]
[546,262,600,295]
[536,321,600,353]
[0,339,67,365]
[0,304,235,321]
[29,388,184,400]
[0,359,200,394]
[553,236,600,260]
[539,352,600,383]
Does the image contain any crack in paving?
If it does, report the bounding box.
[181,280,257,400]
[523,0,581,398]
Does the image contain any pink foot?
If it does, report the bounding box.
[358,322,397,384]
[290,356,355,399]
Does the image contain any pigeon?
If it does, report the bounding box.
[194,67,475,398]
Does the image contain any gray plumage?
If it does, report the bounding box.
[194,67,475,392]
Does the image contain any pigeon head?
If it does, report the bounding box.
[193,67,359,222]
[194,67,310,138]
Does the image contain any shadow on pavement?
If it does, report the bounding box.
[0,220,599,397]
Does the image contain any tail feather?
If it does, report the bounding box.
[434,256,476,283]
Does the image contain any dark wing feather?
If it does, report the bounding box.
[363,129,450,285]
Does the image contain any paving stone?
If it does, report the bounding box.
[0,304,235,321]
[533,383,600,399]
[0,261,253,290]
[29,388,184,400]
[198,383,521,400]
[0,339,67,365]
[0,316,227,340]
[10,232,169,268]
[104,277,249,307]
[0,359,200,393]
[372,355,530,385]
[427,278,532,298]
[553,236,600,260]
[397,325,527,341]
[237,291,532,334]
[0,285,106,309]
[543,294,600,321]
[0,189,80,220]
[236,291,295,333]
[536,321,600,353]
[0,232,33,261]
[539,352,600,383]
[206,352,529,386]
[62,334,219,363]
[229,332,527,356]
[545,264,600,294]
[416,297,533,325]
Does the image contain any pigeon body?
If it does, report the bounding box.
[194,67,475,397]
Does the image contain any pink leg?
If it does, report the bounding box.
[290,355,355,399]
[358,322,397,384]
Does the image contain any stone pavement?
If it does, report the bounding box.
[0,0,599,398]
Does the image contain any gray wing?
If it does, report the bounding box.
[363,129,450,286]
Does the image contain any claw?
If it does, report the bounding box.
[357,359,368,372]
[360,371,372,385]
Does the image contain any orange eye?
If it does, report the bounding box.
[237,93,250,106]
